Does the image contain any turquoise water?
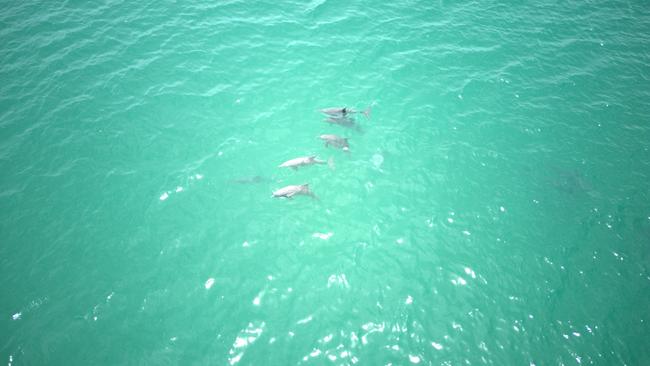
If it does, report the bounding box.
[2,0,650,364]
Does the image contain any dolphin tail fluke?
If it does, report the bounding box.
[303,185,318,200]
[363,106,372,118]
[328,157,335,170]
[312,155,326,165]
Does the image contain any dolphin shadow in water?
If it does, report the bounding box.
[323,116,364,132]
[550,168,595,197]
[228,175,270,185]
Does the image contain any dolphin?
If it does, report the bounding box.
[279,156,326,170]
[320,106,371,118]
[324,115,357,128]
[272,184,315,199]
[319,134,350,151]
[229,175,266,184]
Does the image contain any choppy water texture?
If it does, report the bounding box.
[2,0,650,364]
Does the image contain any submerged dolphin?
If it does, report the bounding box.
[229,175,266,184]
[272,184,315,199]
[320,106,371,118]
[279,156,326,170]
[324,115,357,128]
[319,134,350,151]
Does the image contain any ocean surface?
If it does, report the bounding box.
[2,0,650,364]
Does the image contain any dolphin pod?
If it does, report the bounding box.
[272,104,371,200]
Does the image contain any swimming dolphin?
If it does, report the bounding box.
[229,175,266,184]
[320,106,371,118]
[279,156,326,170]
[324,115,357,128]
[272,184,315,199]
[319,134,350,151]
